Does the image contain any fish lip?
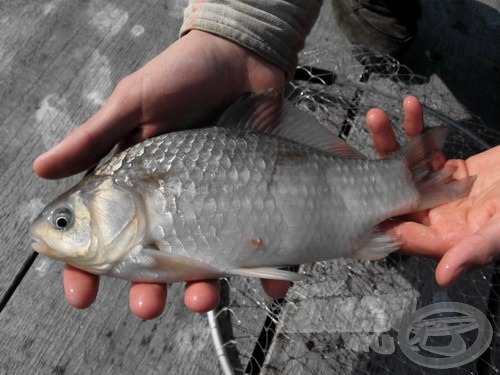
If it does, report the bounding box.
[29,224,48,254]
[30,235,50,255]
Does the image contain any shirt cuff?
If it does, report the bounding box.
[180,0,322,79]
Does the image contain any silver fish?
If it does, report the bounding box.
[30,91,474,282]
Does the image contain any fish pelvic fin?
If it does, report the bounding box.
[215,89,366,158]
[352,226,400,260]
[396,126,475,210]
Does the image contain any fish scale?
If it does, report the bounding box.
[102,127,412,268]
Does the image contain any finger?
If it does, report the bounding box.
[184,280,221,313]
[366,108,400,157]
[385,221,449,258]
[260,279,290,299]
[402,96,424,139]
[402,95,447,170]
[63,265,99,309]
[435,220,500,287]
[129,282,167,320]
[116,123,160,153]
[33,82,142,179]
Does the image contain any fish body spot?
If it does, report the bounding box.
[251,237,264,248]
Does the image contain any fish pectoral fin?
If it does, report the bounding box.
[226,267,306,282]
[141,252,307,282]
[142,249,224,281]
[107,247,305,283]
[106,247,224,283]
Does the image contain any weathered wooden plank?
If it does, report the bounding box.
[0,257,221,374]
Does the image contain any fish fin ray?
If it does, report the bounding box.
[143,249,224,280]
[214,90,280,132]
[227,267,306,281]
[396,125,447,171]
[416,166,476,210]
[216,89,366,158]
[396,126,475,210]
[106,247,224,282]
[352,226,400,260]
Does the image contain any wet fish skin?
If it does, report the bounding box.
[98,127,411,264]
[30,92,474,282]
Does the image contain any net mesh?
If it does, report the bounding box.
[209,45,500,375]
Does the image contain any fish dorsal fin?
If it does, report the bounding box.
[215,89,366,159]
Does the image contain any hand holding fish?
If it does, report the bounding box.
[33,31,285,319]
[367,98,500,287]
[32,84,475,320]
[34,30,285,178]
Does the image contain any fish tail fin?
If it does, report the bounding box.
[397,126,475,211]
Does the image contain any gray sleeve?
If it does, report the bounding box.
[180,0,323,79]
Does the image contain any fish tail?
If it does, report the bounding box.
[397,126,475,210]
[352,127,474,261]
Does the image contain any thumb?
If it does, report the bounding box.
[33,82,141,179]
[435,219,500,287]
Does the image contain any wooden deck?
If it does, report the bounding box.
[1,0,499,374]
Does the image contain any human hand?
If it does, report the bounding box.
[34,30,285,178]
[34,30,286,319]
[366,96,500,287]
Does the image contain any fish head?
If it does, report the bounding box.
[30,177,146,274]
[30,189,92,263]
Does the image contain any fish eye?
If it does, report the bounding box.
[52,208,73,230]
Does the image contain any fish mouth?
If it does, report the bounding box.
[30,236,52,255]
